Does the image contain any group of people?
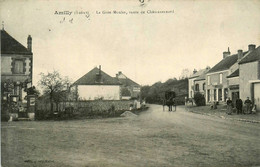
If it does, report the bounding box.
[226,97,253,115]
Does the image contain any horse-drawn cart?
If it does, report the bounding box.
[163,91,176,111]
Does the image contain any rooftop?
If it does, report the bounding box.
[116,77,140,87]
[189,68,210,79]
[1,30,32,55]
[207,51,248,74]
[239,46,260,64]
[227,69,239,78]
[73,67,121,85]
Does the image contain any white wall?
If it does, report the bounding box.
[254,82,260,112]
[188,78,195,98]
[78,85,120,100]
[1,55,32,75]
[228,77,239,86]
[240,61,259,100]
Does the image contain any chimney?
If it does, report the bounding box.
[237,50,243,61]
[1,21,4,30]
[118,71,122,75]
[193,69,197,74]
[223,47,231,59]
[27,35,32,52]
[95,65,102,83]
[99,65,101,75]
[206,66,210,70]
[248,44,256,51]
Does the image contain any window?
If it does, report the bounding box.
[207,89,210,102]
[218,89,222,101]
[220,73,223,84]
[214,89,216,101]
[203,83,205,91]
[13,60,24,74]
[207,76,210,85]
[224,88,228,101]
[195,84,199,92]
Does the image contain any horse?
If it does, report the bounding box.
[163,97,176,111]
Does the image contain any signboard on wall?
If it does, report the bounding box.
[30,97,35,106]
[133,87,140,92]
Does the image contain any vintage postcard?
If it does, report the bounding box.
[1,0,260,166]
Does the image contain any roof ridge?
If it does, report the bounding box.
[1,30,32,55]
[73,67,121,85]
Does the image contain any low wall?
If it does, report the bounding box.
[36,100,133,111]
[35,100,134,119]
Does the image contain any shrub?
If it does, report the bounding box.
[194,92,206,106]
[1,113,10,122]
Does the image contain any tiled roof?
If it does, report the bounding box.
[190,68,210,80]
[73,67,121,85]
[1,30,32,55]
[227,69,239,78]
[194,73,206,81]
[208,51,248,74]
[116,77,140,87]
[239,46,260,64]
[189,69,207,79]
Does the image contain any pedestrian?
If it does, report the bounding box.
[244,97,252,114]
[226,97,233,115]
[235,98,243,114]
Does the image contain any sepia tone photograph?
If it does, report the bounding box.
[1,0,260,166]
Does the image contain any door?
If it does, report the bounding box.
[254,83,260,112]
[232,92,239,108]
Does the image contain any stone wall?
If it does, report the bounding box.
[36,100,134,115]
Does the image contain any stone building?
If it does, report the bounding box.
[205,48,248,103]
[188,67,210,99]
[72,66,122,100]
[238,45,260,111]
[115,71,140,99]
[226,69,239,104]
[1,29,35,119]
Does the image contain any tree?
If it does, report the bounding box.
[121,87,131,96]
[194,92,206,106]
[38,70,70,114]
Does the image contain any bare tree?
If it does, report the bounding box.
[179,68,192,79]
[38,70,70,114]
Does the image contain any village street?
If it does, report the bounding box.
[1,104,260,167]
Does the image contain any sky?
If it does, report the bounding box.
[1,0,260,86]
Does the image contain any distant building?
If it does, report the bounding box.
[206,48,248,103]
[115,71,141,99]
[72,66,122,100]
[1,29,35,119]
[238,45,260,111]
[188,67,210,99]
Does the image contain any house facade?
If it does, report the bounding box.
[227,69,239,103]
[115,71,141,99]
[72,66,122,100]
[188,67,210,99]
[238,45,260,111]
[205,48,248,103]
[1,29,35,119]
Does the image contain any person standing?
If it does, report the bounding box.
[226,97,233,115]
[244,97,252,114]
[236,98,243,114]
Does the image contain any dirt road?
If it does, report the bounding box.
[1,104,260,167]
